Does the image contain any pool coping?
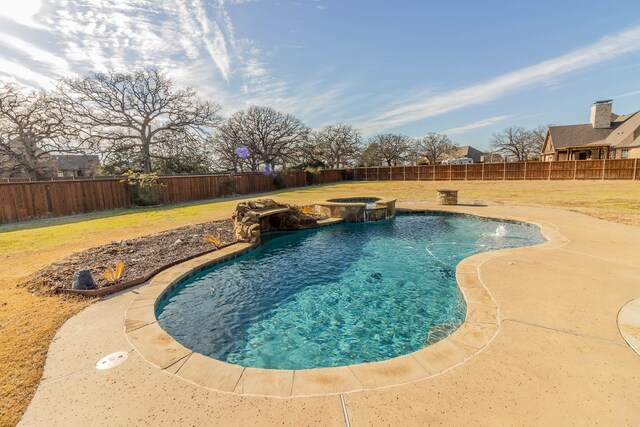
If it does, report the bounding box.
[123,208,567,397]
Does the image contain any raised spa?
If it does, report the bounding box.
[315,196,396,222]
[156,213,545,370]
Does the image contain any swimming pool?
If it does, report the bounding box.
[156,213,545,369]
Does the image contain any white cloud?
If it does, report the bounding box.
[0,59,55,88]
[0,0,45,28]
[614,89,640,99]
[442,115,515,136]
[355,25,640,134]
[193,0,232,80]
[0,31,72,77]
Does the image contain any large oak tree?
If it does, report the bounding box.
[212,106,309,172]
[61,68,220,173]
[416,132,457,164]
[365,134,413,166]
[309,123,362,169]
[490,126,542,161]
[0,83,77,179]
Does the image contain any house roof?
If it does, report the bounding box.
[49,155,100,171]
[547,111,640,151]
[604,111,640,148]
[443,146,484,161]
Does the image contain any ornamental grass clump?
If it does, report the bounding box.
[103,261,125,283]
[202,233,224,248]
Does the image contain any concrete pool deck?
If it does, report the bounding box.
[19,203,640,426]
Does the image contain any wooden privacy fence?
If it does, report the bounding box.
[317,168,350,184]
[0,170,326,223]
[1,161,637,223]
[353,159,640,182]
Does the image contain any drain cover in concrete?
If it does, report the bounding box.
[96,351,129,370]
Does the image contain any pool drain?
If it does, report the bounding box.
[96,351,129,370]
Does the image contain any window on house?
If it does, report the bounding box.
[621,149,629,159]
[609,150,616,159]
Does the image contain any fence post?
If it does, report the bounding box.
[417,165,420,181]
[634,158,638,180]
[403,166,406,181]
[390,167,392,180]
[377,166,380,181]
[449,164,452,181]
[481,162,485,181]
[503,161,506,180]
[602,158,606,180]
[573,160,577,179]
[523,161,527,180]
[432,165,435,181]
[548,162,552,180]
[465,163,468,181]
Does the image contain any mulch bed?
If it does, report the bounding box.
[24,219,236,296]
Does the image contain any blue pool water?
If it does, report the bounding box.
[156,213,545,369]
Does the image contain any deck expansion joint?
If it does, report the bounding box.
[339,394,352,427]
[169,352,193,375]
[503,318,627,346]
[557,248,640,270]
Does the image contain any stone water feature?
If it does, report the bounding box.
[232,199,320,243]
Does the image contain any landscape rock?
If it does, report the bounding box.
[72,270,97,290]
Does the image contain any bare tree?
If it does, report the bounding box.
[213,106,309,172]
[367,134,413,166]
[149,132,213,174]
[416,132,457,164]
[359,142,383,166]
[527,125,548,160]
[61,68,221,173]
[310,123,362,169]
[490,126,540,161]
[209,130,260,172]
[0,83,78,179]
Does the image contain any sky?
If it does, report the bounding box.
[1,0,639,150]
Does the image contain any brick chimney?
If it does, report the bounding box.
[590,99,613,129]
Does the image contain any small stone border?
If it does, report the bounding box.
[124,209,565,397]
[618,298,640,357]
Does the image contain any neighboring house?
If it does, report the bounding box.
[441,146,485,163]
[1,150,100,179]
[480,152,504,163]
[46,154,100,178]
[541,100,640,161]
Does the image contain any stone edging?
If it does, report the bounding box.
[124,208,566,397]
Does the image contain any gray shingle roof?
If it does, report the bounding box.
[49,155,100,171]
[547,111,640,150]
[443,146,484,162]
